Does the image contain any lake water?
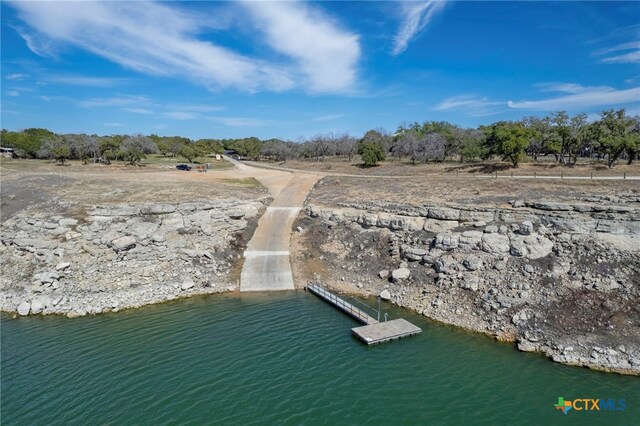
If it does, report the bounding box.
[2,291,638,425]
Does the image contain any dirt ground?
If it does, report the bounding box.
[310,176,640,207]
[268,157,640,178]
[0,158,269,220]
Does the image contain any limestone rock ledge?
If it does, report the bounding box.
[297,199,640,375]
[1,199,267,317]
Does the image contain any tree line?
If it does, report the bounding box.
[0,131,226,165]
[1,108,638,168]
[259,108,639,168]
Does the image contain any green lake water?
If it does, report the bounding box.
[2,291,638,425]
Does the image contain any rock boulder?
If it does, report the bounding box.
[17,301,31,316]
[391,267,411,282]
[111,236,136,252]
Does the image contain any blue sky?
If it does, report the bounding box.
[1,1,639,140]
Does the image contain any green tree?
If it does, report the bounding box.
[483,121,532,167]
[235,137,262,160]
[459,129,485,162]
[39,135,71,165]
[566,113,589,166]
[0,128,54,158]
[149,134,169,156]
[195,139,224,155]
[361,129,391,153]
[358,130,387,166]
[178,143,206,162]
[522,116,556,161]
[549,111,587,165]
[121,135,157,165]
[595,109,638,168]
[628,115,640,165]
[0,131,29,157]
[358,143,385,167]
[23,128,55,157]
[99,136,124,163]
[52,143,71,165]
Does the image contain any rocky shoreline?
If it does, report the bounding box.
[293,195,640,375]
[0,199,268,318]
[3,180,639,375]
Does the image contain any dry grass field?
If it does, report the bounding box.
[266,156,640,178]
[0,158,266,219]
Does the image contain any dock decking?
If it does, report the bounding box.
[351,319,422,345]
[307,283,378,325]
[306,283,422,345]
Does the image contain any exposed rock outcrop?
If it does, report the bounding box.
[297,197,640,375]
[0,199,268,317]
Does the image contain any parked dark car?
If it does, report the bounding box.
[176,164,192,171]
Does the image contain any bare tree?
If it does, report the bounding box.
[393,131,445,163]
[38,135,71,165]
[261,139,295,162]
[333,133,358,161]
[66,134,99,163]
[307,134,334,161]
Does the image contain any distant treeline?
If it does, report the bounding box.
[1,108,638,168]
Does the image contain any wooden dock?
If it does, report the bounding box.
[306,283,422,345]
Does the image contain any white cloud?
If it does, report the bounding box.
[124,108,154,115]
[9,1,294,93]
[594,41,640,55]
[103,122,125,128]
[79,95,152,108]
[602,50,640,64]
[508,84,640,110]
[209,116,273,127]
[6,90,20,97]
[167,104,225,113]
[12,25,56,57]
[40,95,67,102]
[47,75,130,87]
[163,111,201,121]
[83,95,227,121]
[433,95,503,116]
[241,1,360,93]
[159,103,226,120]
[535,83,615,94]
[392,1,446,55]
[5,73,28,81]
[312,114,345,122]
[594,41,640,64]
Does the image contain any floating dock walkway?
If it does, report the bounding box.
[306,283,422,345]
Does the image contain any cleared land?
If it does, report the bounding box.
[261,157,640,178]
[311,176,640,207]
[0,158,267,219]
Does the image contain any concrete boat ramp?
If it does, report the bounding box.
[307,283,422,345]
[226,158,420,345]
